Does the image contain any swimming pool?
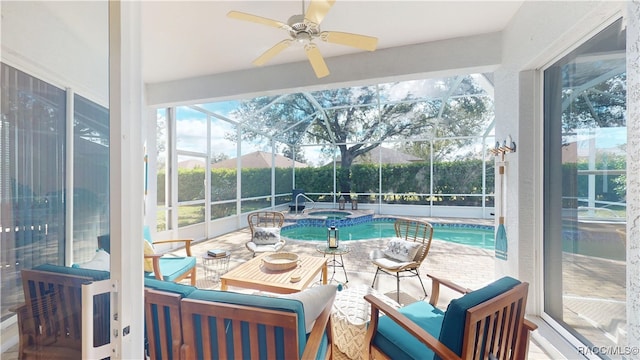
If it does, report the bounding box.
[281,218,495,250]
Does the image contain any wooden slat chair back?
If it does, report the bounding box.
[364,276,537,360]
[180,299,301,359]
[18,269,110,359]
[144,288,184,360]
[462,282,529,359]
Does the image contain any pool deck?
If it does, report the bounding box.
[186,215,553,359]
[195,215,496,297]
[1,215,624,360]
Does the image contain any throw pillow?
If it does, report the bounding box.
[252,226,281,245]
[76,249,110,271]
[143,240,155,272]
[279,285,338,333]
[383,238,422,262]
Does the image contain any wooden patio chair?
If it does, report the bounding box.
[13,267,111,359]
[99,230,197,285]
[364,275,538,360]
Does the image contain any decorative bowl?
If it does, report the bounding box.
[262,252,299,271]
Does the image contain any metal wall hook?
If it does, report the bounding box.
[490,135,516,158]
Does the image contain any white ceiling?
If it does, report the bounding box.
[141,1,524,85]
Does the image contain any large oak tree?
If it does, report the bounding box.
[232,76,493,195]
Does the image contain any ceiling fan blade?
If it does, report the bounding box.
[227,11,287,29]
[253,39,292,66]
[305,0,336,25]
[304,43,330,78]
[321,31,378,51]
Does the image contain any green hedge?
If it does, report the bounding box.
[157,159,625,207]
[158,159,492,205]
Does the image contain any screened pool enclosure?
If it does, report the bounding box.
[155,74,498,233]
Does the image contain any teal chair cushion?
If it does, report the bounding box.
[435,276,521,360]
[144,277,197,297]
[33,263,110,280]
[144,256,196,282]
[186,289,312,359]
[372,301,445,360]
[143,225,152,243]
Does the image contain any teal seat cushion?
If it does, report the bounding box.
[186,289,310,359]
[435,276,521,360]
[144,277,197,297]
[143,225,152,242]
[144,256,196,282]
[33,263,110,280]
[372,301,445,360]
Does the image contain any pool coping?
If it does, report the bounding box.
[282,214,494,231]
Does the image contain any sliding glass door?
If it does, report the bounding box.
[0,64,67,320]
[544,18,627,352]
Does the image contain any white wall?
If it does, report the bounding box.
[625,0,640,350]
[1,1,109,106]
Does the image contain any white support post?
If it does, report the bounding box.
[109,1,144,358]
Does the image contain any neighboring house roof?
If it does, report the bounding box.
[177,159,206,169]
[332,146,423,166]
[210,151,308,169]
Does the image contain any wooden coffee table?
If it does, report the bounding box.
[220,253,327,294]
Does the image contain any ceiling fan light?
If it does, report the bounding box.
[228,0,374,78]
[296,32,311,41]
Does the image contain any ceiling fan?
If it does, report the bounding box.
[227,0,378,78]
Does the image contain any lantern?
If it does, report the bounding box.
[338,195,346,210]
[351,197,358,210]
[327,226,339,248]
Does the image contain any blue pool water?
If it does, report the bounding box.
[281,218,495,250]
